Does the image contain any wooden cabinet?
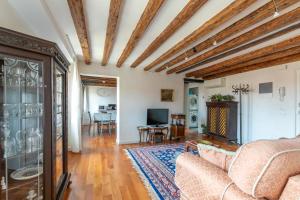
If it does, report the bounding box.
[0,27,70,200]
[206,102,237,142]
[170,114,185,139]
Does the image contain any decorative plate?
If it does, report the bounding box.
[97,88,111,97]
[10,166,43,180]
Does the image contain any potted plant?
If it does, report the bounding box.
[222,95,235,101]
[209,94,223,102]
[209,94,235,102]
[201,124,208,134]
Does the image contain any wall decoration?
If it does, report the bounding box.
[161,89,174,102]
[279,86,286,101]
[259,82,273,94]
[97,88,112,97]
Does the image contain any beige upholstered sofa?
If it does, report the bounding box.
[175,137,300,200]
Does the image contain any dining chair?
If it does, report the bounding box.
[109,111,117,131]
[88,111,92,135]
[94,112,112,135]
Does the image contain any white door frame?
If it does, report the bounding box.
[80,73,120,143]
[295,70,300,136]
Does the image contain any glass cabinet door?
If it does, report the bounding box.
[54,63,65,193]
[0,54,44,200]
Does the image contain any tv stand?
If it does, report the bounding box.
[151,124,166,128]
[137,125,169,143]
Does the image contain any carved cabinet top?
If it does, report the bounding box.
[0,27,70,69]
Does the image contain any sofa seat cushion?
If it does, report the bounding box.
[279,175,300,200]
[175,153,231,200]
[228,138,300,200]
[175,153,256,200]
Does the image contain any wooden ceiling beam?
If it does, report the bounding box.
[183,23,300,75]
[187,32,300,78]
[155,0,299,72]
[167,7,300,74]
[83,80,117,84]
[116,0,165,67]
[81,78,117,83]
[203,45,300,77]
[101,0,123,66]
[82,78,117,85]
[82,79,116,83]
[80,76,117,87]
[130,0,208,68]
[81,76,116,82]
[203,53,300,80]
[67,0,91,64]
[81,78,116,82]
[82,82,117,87]
[82,82,117,85]
[143,0,257,71]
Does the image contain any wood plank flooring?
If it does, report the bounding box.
[63,126,234,199]
[64,126,152,200]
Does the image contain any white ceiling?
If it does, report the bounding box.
[6,0,300,73]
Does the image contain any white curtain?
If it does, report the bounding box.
[81,86,91,125]
[68,59,82,153]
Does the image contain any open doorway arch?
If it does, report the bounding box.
[80,74,120,143]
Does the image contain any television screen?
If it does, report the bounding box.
[147,109,169,126]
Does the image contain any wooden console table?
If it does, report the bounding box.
[137,126,169,143]
[170,114,185,140]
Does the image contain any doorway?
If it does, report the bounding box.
[81,75,119,139]
[188,87,199,131]
[296,70,300,136]
[184,79,207,134]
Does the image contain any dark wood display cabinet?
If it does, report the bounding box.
[0,27,70,199]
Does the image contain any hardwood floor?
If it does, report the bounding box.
[63,125,236,199]
[64,126,151,200]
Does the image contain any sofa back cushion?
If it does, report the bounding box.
[228,137,300,200]
[197,143,236,171]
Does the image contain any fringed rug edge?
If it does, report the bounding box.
[124,149,161,200]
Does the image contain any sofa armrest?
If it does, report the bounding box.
[175,153,256,200]
[279,175,300,200]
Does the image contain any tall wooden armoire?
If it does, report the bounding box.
[206,101,238,142]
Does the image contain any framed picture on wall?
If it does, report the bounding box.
[161,89,174,102]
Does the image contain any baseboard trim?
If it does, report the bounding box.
[117,139,139,145]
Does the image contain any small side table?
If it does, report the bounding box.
[137,126,149,143]
[137,126,169,143]
[148,126,168,144]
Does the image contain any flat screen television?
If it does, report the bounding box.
[147,109,169,126]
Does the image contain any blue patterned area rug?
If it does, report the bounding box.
[126,143,193,200]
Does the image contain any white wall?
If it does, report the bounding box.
[0,0,33,35]
[203,60,300,143]
[85,86,117,114]
[78,62,185,144]
[0,1,82,152]
[67,60,82,152]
